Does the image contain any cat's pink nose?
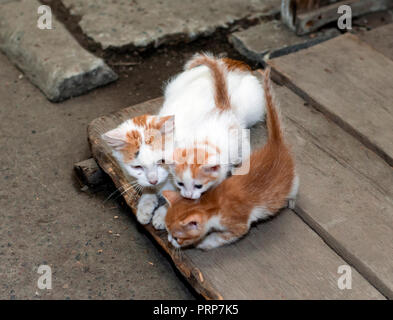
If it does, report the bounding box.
[149,179,158,185]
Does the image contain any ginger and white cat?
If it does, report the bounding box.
[163,54,264,200]
[102,53,265,228]
[101,114,176,227]
[163,68,299,250]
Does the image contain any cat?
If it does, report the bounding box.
[101,114,176,228]
[163,53,264,200]
[102,53,264,229]
[163,68,299,250]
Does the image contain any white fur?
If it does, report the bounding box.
[102,117,176,224]
[102,54,266,224]
[196,215,232,250]
[247,206,272,227]
[136,179,174,226]
[197,232,236,250]
[136,193,158,225]
[102,117,172,188]
[152,205,167,230]
[160,55,265,198]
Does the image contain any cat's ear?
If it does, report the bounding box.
[202,165,221,174]
[101,128,128,150]
[162,190,182,207]
[158,115,175,135]
[180,214,202,230]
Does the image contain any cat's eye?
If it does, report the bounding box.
[177,182,184,187]
[132,165,143,170]
[195,184,203,189]
[157,159,165,165]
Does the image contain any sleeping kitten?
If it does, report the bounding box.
[163,68,299,250]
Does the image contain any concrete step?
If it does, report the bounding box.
[62,0,281,50]
[229,19,339,63]
[0,0,118,102]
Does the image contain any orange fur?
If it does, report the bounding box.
[121,130,142,162]
[187,54,231,111]
[164,68,296,249]
[222,57,252,72]
[132,114,151,127]
[124,114,174,152]
[173,143,219,183]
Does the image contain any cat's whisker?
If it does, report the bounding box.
[104,183,132,203]
[110,181,142,202]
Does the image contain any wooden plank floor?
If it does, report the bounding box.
[88,84,384,299]
[357,23,393,61]
[267,31,393,298]
[268,33,393,166]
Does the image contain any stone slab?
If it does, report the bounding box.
[62,0,281,50]
[0,0,118,102]
[229,19,340,63]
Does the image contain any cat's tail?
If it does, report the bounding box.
[261,68,283,145]
[185,52,231,111]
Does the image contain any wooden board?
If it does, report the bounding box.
[274,84,393,298]
[281,0,334,32]
[88,87,384,299]
[357,23,393,61]
[294,0,393,35]
[268,33,393,166]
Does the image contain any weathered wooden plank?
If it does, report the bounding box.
[268,33,393,166]
[185,209,383,299]
[295,0,393,35]
[357,23,393,61]
[74,158,106,188]
[272,83,393,298]
[88,88,384,299]
[281,0,330,31]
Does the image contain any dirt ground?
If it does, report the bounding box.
[0,2,260,299]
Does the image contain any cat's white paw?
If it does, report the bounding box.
[152,205,167,230]
[137,194,158,225]
[196,242,214,251]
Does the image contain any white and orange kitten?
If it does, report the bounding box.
[163,68,299,250]
[102,53,265,228]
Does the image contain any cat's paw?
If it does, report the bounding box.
[152,205,167,230]
[196,241,214,251]
[137,194,158,225]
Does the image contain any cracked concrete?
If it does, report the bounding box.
[229,19,340,63]
[62,0,280,50]
[0,0,117,102]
